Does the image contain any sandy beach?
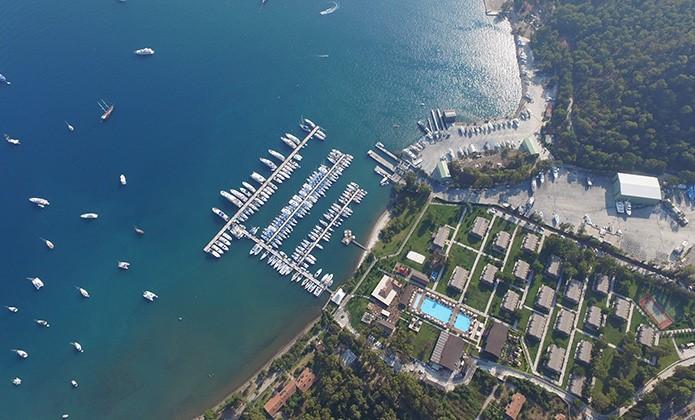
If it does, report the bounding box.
[357,209,392,266]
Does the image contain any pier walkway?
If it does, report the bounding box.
[367,150,395,173]
[203,125,320,253]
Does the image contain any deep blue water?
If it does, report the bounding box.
[0,0,520,418]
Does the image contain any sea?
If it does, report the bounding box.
[0,0,520,418]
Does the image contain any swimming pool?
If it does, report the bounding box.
[454,313,472,332]
[420,296,453,324]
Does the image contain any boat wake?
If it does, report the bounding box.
[319,1,339,15]
[315,54,329,58]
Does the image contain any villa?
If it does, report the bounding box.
[522,233,540,254]
[564,279,583,305]
[480,263,498,286]
[501,290,521,313]
[535,285,555,313]
[264,367,316,417]
[546,255,562,279]
[612,296,631,323]
[575,340,593,365]
[505,393,526,420]
[637,325,656,347]
[448,266,468,293]
[470,216,490,240]
[554,308,575,337]
[432,226,451,251]
[526,313,547,341]
[482,321,509,361]
[593,274,610,296]
[568,375,586,397]
[513,260,531,283]
[585,306,605,331]
[545,344,565,376]
[492,231,511,253]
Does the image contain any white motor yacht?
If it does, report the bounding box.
[35,319,50,327]
[40,237,55,250]
[70,379,79,388]
[70,342,84,353]
[65,121,75,132]
[28,277,44,290]
[12,349,29,359]
[117,261,130,270]
[80,213,99,220]
[143,290,158,302]
[29,197,50,208]
[12,377,22,386]
[77,287,90,298]
[120,174,127,186]
[5,306,18,313]
[4,134,20,145]
[134,47,155,56]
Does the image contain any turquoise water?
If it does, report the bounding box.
[420,297,454,324]
[0,0,519,417]
[454,313,472,332]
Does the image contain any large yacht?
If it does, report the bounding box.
[134,47,155,56]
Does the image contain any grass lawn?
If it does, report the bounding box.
[525,336,542,368]
[656,339,680,370]
[523,273,550,308]
[407,322,441,361]
[602,316,627,346]
[454,206,491,250]
[546,306,571,349]
[346,297,369,332]
[563,333,595,387]
[488,281,510,322]
[373,206,420,258]
[517,307,533,333]
[401,204,461,257]
[483,217,517,257]
[674,332,695,346]
[462,256,498,312]
[629,309,649,333]
[355,268,387,297]
[435,243,478,298]
[503,228,526,273]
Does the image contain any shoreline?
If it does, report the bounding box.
[357,209,391,266]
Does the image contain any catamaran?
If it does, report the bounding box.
[143,290,158,302]
[98,99,114,121]
[28,277,44,290]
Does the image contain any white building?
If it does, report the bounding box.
[613,172,662,205]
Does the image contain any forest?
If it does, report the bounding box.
[530,0,695,181]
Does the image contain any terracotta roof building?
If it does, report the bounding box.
[482,321,509,361]
[448,266,468,293]
[513,260,531,282]
[554,308,575,337]
[295,367,316,393]
[480,263,498,286]
[501,289,521,313]
[522,233,540,254]
[505,392,526,420]
[535,285,555,313]
[564,279,583,305]
[546,255,562,279]
[526,313,547,341]
[471,216,490,240]
[594,274,610,296]
[493,231,512,253]
[575,340,593,365]
[264,380,297,417]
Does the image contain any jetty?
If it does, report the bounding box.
[203,125,320,254]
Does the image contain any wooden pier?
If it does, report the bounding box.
[203,125,320,253]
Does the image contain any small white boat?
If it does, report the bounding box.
[77,287,90,298]
[12,349,29,359]
[0,73,9,85]
[35,319,50,327]
[134,47,155,56]
[143,290,158,302]
[12,377,21,386]
[70,342,84,353]
[119,174,127,186]
[65,121,75,132]
[29,197,50,208]
[27,277,44,290]
[117,261,130,270]
[62,415,70,419]
[80,213,99,220]
[70,379,79,388]
[134,226,145,235]
[625,201,632,216]
[5,306,18,313]
[4,133,20,145]
[40,237,55,250]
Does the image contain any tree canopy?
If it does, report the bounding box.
[531,0,695,181]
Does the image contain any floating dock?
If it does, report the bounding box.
[367,149,395,173]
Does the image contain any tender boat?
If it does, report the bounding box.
[134,47,155,56]
[12,349,29,359]
[117,261,130,270]
[80,213,99,219]
[134,226,145,235]
[625,201,632,216]
[29,197,50,208]
[5,306,19,313]
[35,319,50,327]
[120,174,127,186]
[40,237,55,250]
[70,379,79,388]
[143,290,158,302]
[27,277,44,290]
[65,121,75,132]
[4,133,20,145]
[77,287,90,298]
[70,342,84,353]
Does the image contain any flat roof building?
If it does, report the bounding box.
[546,255,562,279]
[575,340,593,365]
[527,313,547,341]
[594,274,610,296]
[513,260,531,282]
[430,331,467,372]
[410,269,430,288]
[505,392,527,420]
[471,216,490,240]
[521,137,541,156]
[434,160,451,181]
[535,285,555,313]
[613,296,631,323]
[613,172,662,205]
[555,308,576,337]
[432,226,450,251]
[482,321,509,361]
[568,375,586,397]
[502,290,521,313]
[331,288,346,305]
[406,250,426,265]
[522,233,540,254]
[545,344,565,376]
[493,231,512,253]
[564,279,583,305]
[637,325,656,347]
[585,306,604,331]
[370,275,399,307]
[448,266,468,293]
[481,263,499,286]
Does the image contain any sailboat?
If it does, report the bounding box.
[98,99,114,121]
